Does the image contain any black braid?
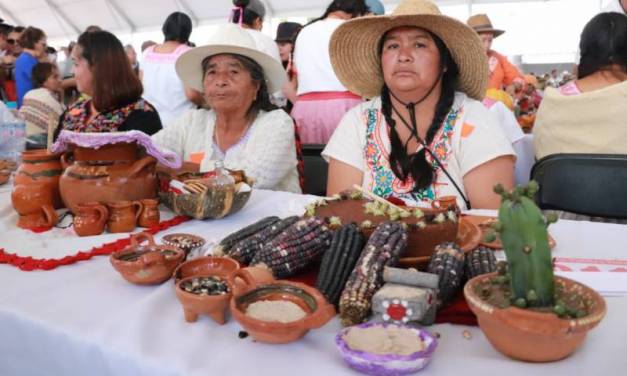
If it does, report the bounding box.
[379,30,459,191]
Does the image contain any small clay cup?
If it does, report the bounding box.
[107,200,143,233]
[231,280,336,344]
[74,202,109,237]
[138,198,160,228]
[110,233,185,285]
[174,270,250,325]
[173,256,240,284]
[11,183,58,229]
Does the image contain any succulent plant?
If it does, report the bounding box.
[490,181,557,308]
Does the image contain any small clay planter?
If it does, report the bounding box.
[172,256,239,284]
[230,281,336,344]
[464,272,606,362]
[110,233,185,285]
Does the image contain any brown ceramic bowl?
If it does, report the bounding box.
[230,281,336,344]
[0,172,10,185]
[172,256,240,284]
[397,217,481,270]
[175,273,234,325]
[464,272,606,362]
[162,233,206,255]
[110,233,185,285]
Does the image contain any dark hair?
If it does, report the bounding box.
[231,0,264,26]
[31,62,57,88]
[578,12,627,79]
[84,25,102,33]
[379,29,459,191]
[162,12,192,43]
[308,0,369,25]
[201,53,277,118]
[13,26,25,33]
[18,26,45,49]
[0,23,12,37]
[77,30,143,112]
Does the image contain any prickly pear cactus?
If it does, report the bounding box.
[490,181,557,308]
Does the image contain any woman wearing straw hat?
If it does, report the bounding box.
[323,0,515,209]
[152,24,301,193]
[467,13,523,91]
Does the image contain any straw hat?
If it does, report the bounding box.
[329,0,488,100]
[466,14,505,37]
[176,23,286,94]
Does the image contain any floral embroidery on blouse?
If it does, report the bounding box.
[62,97,155,133]
[364,107,460,206]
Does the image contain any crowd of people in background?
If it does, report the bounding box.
[0,0,626,212]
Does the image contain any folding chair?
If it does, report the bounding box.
[530,153,627,219]
[301,144,328,196]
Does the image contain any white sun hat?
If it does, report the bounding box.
[176,23,286,94]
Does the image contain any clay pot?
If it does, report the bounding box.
[162,233,206,256]
[110,233,185,285]
[231,280,336,344]
[137,198,160,228]
[464,272,606,362]
[59,143,158,213]
[14,150,64,209]
[174,270,244,325]
[107,200,142,233]
[74,202,109,237]
[73,143,138,163]
[11,183,58,229]
[173,256,240,284]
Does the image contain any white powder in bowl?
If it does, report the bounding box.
[245,300,307,323]
[343,326,425,356]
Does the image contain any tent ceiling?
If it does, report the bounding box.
[0,0,551,39]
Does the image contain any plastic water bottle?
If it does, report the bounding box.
[206,160,235,190]
[0,121,26,163]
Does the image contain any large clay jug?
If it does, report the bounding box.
[14,150,64,209]
[59,143,158,213]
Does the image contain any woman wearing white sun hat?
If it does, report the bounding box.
[323,0,515,209]
[151,24,300,193]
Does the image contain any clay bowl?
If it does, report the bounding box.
[336,322,438,376]
[231,281,336,344]
[0,171,10,185]
[173,256,240,284]
[175,273,233,325]
[110,233,185,285]
[469,216,557,250]
[397,217,481,270]
[464,272,606,362]
[162,233,206,256]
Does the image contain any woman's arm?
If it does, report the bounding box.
[326,158,364,196]
[463,155,515,209]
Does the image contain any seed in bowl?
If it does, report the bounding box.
[245,300,307,323]
[181,276,229,295]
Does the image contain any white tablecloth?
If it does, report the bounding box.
[1,185,626,375]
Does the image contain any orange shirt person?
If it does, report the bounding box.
[467,14,523,90]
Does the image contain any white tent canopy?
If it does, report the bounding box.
[0,0,614,64]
